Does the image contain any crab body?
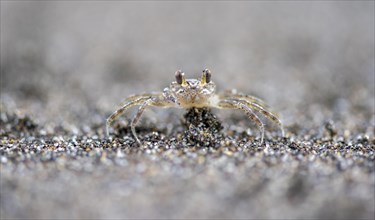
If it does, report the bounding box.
[106,69,284,145]
[164,78,217,108]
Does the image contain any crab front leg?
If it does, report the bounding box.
[218,99,266,144]
[243,100,285,137]
[107,93,175,145]
[129,96,174,145]
[106,94,154,136]
[224,90,269,107]
[220,94,285,137]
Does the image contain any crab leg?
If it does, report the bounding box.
[130,99,154,144]
[226,97,285,137]
[218,99,265,144]
[223,91,269,107]
[106,94,156,136]
[119,93,158,105]
[130,96,173,145]
[107,93,174,145]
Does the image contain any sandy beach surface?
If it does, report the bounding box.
[1,2,374,219]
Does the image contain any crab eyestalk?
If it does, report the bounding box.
[201,69,212,84]
[175,70,187,85]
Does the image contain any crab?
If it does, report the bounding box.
[106,69,284,145]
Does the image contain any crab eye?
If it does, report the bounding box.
[175,70,184,84]
[202,69,212,83]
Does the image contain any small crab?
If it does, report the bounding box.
[106,69,284,145]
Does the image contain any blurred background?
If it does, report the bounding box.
[1,1,374,132]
